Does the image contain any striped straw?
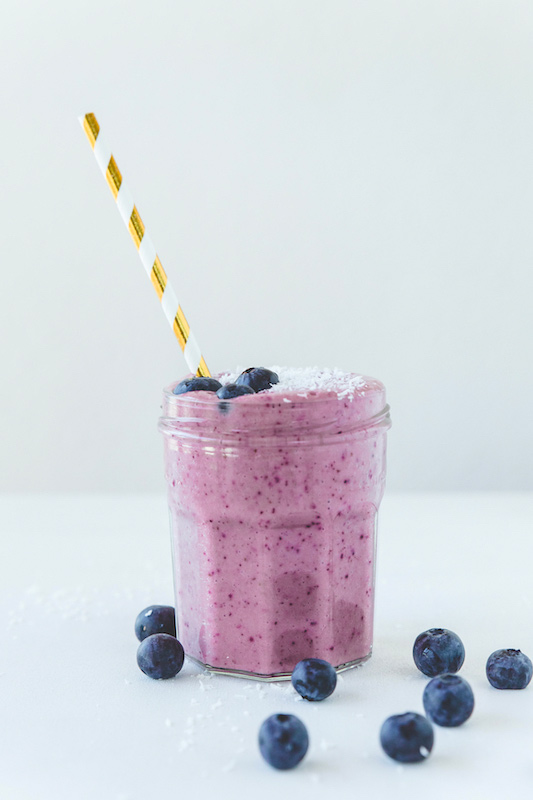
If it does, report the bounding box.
[80,112,210,378]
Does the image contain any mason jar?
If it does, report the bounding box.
[159,371,391,680]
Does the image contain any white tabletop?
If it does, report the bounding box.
[1,492,532,799]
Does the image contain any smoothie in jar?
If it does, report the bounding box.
[159,366,391,679]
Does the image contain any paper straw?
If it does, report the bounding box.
[79,112,210,378]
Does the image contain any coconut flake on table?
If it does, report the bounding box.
[218,366,369,400]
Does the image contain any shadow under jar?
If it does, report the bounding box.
[159,371,391,680]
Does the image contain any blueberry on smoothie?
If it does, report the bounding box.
[291,658,337,701]
[236,367,279,393]
[486,649,533,689]
[135,605,176,642]
[258,713,309,770]
[136,633,185,679]
[216,383,256,400]
[423,673,474,727]
[380,712,434,763]
[413,628,465,677]
[173,377,222,395]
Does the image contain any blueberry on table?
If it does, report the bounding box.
[216,383,256,400]
[423,673,474,727]
[413,628,465,677]
[291,658,337,701]
[173,377,222,395]
[236,367,279,393]
[135,605,176,642]
[486,649,533,689]
[136,633,185,679]
[380,712,434,764]
[258,713,309,770]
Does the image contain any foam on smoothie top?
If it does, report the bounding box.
[162,366,389,437]
[218,366,372,401]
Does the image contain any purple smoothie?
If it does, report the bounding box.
[159,367,390,679]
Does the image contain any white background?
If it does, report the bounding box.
[1,0,533,492]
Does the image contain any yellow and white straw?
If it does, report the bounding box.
[80,112,210,378]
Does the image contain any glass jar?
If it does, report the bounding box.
[159,373,391,680]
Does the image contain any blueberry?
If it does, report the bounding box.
[135,605,176,642]
[236,367,279,393]
[173,377,222,395]
[291,658,337,701]
[413,628,465,677]
[136,633,185,679]
[486,648,533,690]
[423,673,474,727]
[216,383,256,400]
[380,712,434,763]
[258,713,309,770]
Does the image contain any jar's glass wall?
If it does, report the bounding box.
[160,382,390,680]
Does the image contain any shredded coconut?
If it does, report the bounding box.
[218,366,369,400]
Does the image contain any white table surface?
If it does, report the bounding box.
[2,492,532,800]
